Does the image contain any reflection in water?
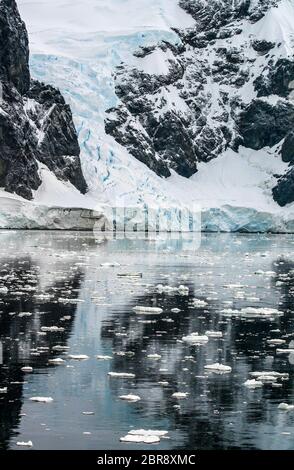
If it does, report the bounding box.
[0,232,294,449]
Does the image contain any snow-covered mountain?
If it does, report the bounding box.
[2,0,294,230]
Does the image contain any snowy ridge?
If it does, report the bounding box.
[8,0,294,231]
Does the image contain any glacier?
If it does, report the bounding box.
[5,0,293,232]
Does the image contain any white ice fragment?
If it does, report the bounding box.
[0,387,8,394]
[171,392,188,399]
[204,363,232,373]
[16,441,33,447]
[41,326,65,332]
[120,434,160,444]
[244,379,263,389]
[182,333,209,344]
[29,397,53,403]
[100,262,121,267]
[278,403,294,411]
[108,372,135,378]
[192,299,208,308]
[133,306,163,314]
[48,358,65,365]
[128,429,168,437]
[96,355,113,360]
[119,394,141,402]
[21,367,33,373]
[205,331,223,338]
[147,354,161,360]
[171,308,181,313]
[267,339,286,345]
[68,355,89,360]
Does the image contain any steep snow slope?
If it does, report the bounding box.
[15,0,294,231]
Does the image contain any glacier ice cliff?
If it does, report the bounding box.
[7,0,294,231]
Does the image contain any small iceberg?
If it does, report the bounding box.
[119,394,141,402]
[278,403,294,411]
[108,372,135,379]
[133,306,163,314]
[48,358,65,365]
[16,441,33,447]
[29,397,54,403]
[205,331,223,338]
[172,392,189,399]
[21,367,33,373]
[204,363,232,373]
[182,333,209,344]
[68,355,89,360]
[244,379,263,389]
[96,355,113,360]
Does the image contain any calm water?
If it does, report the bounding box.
[0,231,294,450]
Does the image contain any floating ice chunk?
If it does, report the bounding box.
[120,434,160,444]
[172,392,189,399]
[108,372,135,378]
[117,273,142,278]
[158,381,169,386]
[29,397,53,403]
[276,349,294,354]
[82,411,95,415]
[41,326,65,332]
[240,307,283,317]
[0,287,8,294]
[119,394,141,402]
[250,371,289,379]
[147,354,161,360]
[171,308,181,313]
[18,312,33,317]
[68,355,89,360]
[204,363,232,373]
[267,339,286,345]
[16,441,33,447]
[52,345,70,351]
[100,262,121,267]
[182,333,209,344]
[192,299,208,308]
[133,306,163,314]
[244,379,263,389]
[48,358,65,365]
[21,367,33,373]
[0,387,8,394]
[278,403,294,411]
[205,331,223,338]
[128,429,168,437]
[96,355,113,360]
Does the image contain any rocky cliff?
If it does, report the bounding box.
[105,0,294,206]
[0,0,87,200]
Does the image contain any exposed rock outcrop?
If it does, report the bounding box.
[0,0,87,200]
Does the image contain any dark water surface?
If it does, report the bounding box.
[0,231,294,450]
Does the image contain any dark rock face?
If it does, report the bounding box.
[281,132,294,163]
[273,168,294,206]
[238,100,294,150]
[105,0,280,180]
[0,0,87,200]
[254,59,294,97]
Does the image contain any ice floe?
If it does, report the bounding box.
[182,333,209,344]
[29,397,54,403]
[204,363,232,373]
[132,306,163,314]
[108,372,135,378]
[119,394,141,402]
